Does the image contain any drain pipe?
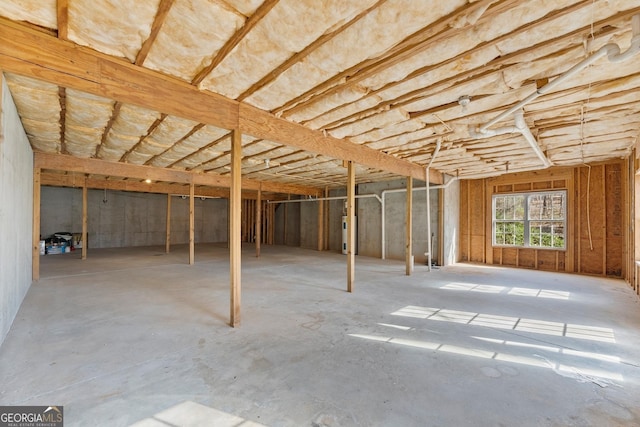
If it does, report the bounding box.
[425,138,442,271]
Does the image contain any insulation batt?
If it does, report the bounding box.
[246,0,466,110]
[202,0,378,99]
[0,0,56,28]
[144,0,244,81]
[68,0,160,61]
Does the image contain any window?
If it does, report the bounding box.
[493,191,566,249]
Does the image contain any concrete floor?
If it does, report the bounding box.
[1,244,639,426]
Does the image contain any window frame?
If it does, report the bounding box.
[492,190,567,250]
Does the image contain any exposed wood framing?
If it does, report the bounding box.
[35,152,320,196]
[81,179,87,260]
[405,176,413,276]
[96,102,122,158]
[256,184,261,257]
[317,196,324,252]
[238,0,387,101]
[189,182,194,265]
[32,167,41,281]
[165,193,171,253]
[56,0,68,40]
[230,129,242,327]
[0,19,440,183]
[346,161,355,292]
[135,0,174,66]
[58,87,66,154]
[191,0,279,86]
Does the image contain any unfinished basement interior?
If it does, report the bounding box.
[1,1,640,426]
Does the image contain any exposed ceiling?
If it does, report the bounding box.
[1,0,639,192]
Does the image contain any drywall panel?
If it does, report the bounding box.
[0,75,34,346]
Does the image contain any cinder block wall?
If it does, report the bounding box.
[0,76,34,346]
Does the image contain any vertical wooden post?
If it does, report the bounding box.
[81,179,88,260]
[256,184,261,257]
[283,193,289,244]
[317,196,324,252]
[406,176,413,275]
[165,193,171,253]
[324,186,330,251]
[347,161,355,292]
[230,129,242,327]
[189,182,195,265]
[32,167,41,281]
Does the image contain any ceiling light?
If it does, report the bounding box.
[145,179,152,184]
[458,95,471,108]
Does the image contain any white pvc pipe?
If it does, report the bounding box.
[480,15,640,132]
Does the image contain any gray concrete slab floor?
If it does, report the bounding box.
[1,244,639,426]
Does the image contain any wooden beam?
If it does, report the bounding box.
[81,179,87,260]
[189,182,195,265]
[406,176,413,275]
[32,167,41,281]
[0,17,238,129]
[230,129,242,327]
[192,0,279,85]
[238,0,387,101]
[135,0,174,66]
[239,104,440,183]
[256,183,261,257]
[165,193,171,253]
[347,161,355,292]
[58,87,67,154]
[56,0,69,40]
[0,19,437,183]
[34,152,320,196]
[317,196,324,252]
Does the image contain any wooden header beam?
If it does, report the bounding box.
[0,18,442,184]
[35,152,320,196]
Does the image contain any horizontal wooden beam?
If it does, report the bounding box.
[40,172,290,200]
[35,152,320,196]
[0,18,441,184]
[239,104,442,184]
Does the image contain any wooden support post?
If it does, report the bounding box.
[324,186,330,251]
[32,167,41,281]
[406,176,413,276]
[347,161,355,292]
[283,193,289,244]
[189,182,195,265]
[230,129,242,327]
[256,184,261,257]
[318,196,325,252]
[165,193,171,253]
[81,179,87,260]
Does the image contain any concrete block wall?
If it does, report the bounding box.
[0,75,34,346]
[274,198,301,247]
[40,188,228,248]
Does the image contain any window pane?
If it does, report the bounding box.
[529,192,565,220]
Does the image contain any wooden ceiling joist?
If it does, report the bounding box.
[0,18,438,183]
[34,152,320,197]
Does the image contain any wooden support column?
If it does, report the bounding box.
[230,129,242,327]
[406,176,413,275]
[317,196,325,252]
[256,183,261,257]
[165,194,171,253]
[32,167,41,281]
[189,182,195,265]
[347,161,355,292]
[323,186,330,251]
[81,180,88,260]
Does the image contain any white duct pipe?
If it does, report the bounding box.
[268,194,382,204]
[471,109,551,168]
[480,14,640,132]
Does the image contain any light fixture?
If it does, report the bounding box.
[458,95,471,110]
[145,179,152,184]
